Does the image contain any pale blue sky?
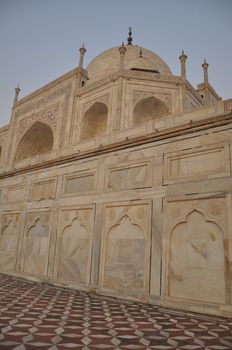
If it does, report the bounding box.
[0,0,231,127]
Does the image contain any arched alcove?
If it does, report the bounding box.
[24,218,49,276]
[0,219,18,271]
[133,96,169,125]
[0,145,2,163]
[80,102,108,141]
[15,122,53,162]
[104,215,145,291]
[169,210,225,303]
[58,217,90,283]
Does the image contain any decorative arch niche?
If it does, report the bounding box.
[58,217,90,283]
[0,219,18,271]
[104,215,145,291]
[24,217,49,276]
[15,121,53,162]
[133,96,169,125]
[80,102,108,141]
[168,210,226,304]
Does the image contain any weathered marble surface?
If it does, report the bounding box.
[0,213,20,271]
[23,211,51,277]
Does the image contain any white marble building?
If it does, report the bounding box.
[0,30,232,317]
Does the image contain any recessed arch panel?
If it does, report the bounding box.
[133,96,169,125]
[80,102,108,141]
[15,121,53,162]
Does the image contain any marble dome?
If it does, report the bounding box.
[87,44,172,81]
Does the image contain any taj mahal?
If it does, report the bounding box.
[0,29,232,317]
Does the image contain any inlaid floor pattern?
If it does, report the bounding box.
[0,273,231,349]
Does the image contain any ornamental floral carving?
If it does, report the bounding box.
[17,103,60,142]
[133,90,172,108]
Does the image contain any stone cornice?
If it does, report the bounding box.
[0,112,231,180]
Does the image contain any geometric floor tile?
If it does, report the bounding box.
[0,273,232,350]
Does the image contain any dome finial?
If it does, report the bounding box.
[127,27,133,45]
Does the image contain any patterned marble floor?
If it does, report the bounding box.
[0,273,232,350]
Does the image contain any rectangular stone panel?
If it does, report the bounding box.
[163,143,230,184]
[29,179,56,201]
[6,186,25,203]
[105,159,153,191]
[63,172,95,196]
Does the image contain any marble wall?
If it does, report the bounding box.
[0,124,231,317]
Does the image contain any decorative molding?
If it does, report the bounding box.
[133,90,172,108]
[0,112,231,179]
[17,103,60,142]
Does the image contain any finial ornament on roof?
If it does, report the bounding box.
[179,49,187,60]
[127,27,133,45]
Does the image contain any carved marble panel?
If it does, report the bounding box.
[23,211,51,276]
[166,197,227,304]
[6,186,25,203]
[164,143,230,184]
[16,103,59,143]
[56,206,94,283]
[0,212,21,271]
[133,90,172,109]
[101,202,151,294]
[63,172,95,196]
[105,159,152,191]
[29,179,56,201]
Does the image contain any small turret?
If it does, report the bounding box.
[202,59,209,86]
[179,50,187,80]
[78,44,86,68]
[13,84,20,105]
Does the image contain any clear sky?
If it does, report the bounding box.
[0,0,231,127]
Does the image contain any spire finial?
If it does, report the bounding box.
[127,26,133,45]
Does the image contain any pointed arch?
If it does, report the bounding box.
[58,217,90,283]
[104,214,145,291]
[133,96,169,125]
[80,102,108,141]
[15,121,53,162]
[168,209,226,303]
